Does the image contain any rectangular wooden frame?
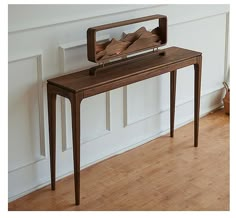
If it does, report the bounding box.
[87,14,167,63]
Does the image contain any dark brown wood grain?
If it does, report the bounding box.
[70,92,83,205]
[194,56,202,147]
[47,84,57,191]
[170,70,177,137]
[48,47,201,94]
[47,46,202,205]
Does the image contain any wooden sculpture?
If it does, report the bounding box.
[87,14,167,74]
[95,27,161,61]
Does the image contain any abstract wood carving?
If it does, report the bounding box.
[96,27,161,61]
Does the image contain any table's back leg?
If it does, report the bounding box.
[70,93,83,205]
[47,84,57,190]
[194,56,202,147]
[170,70,177,137]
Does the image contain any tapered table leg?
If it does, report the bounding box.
[47,84,57,190]
[70,93,83,205]
[194,56,202,147]
[170,70,177,137]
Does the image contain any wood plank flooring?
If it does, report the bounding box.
[8,109,229,211]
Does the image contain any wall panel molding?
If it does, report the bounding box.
[8,53,46,172]
[59,36,111,151]
[124,85,224,127]
[224,12,230,82]
[8,5,156,33]
[8,5,229,34]
[8,51,43,63]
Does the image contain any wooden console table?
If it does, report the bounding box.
[47,46,202,205]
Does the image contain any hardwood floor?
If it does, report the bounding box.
[8,109,229,211]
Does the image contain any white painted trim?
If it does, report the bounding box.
[59,37,112,151]
[61,98,69,152]
[36,55,46,157]
[60,34,110,50]
[8,157,45,174]
[58,46,68,152]
[8,167,74,202]
[124,85,224,127]
[123,86,128,127]
[8,5,157,33]
[8,51,43,63]
[8,53,47,172]
[8,5,229,34]
[224,12,230,82]
[106,92,111,131]
[168,12,228,28]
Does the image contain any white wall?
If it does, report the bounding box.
[8,4,230,201]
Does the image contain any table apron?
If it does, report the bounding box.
[83,56,198,98]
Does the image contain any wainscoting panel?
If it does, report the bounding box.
[8,55,45,172]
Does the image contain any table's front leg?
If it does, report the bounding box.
[47,84,57,190]
[70,92,83,205]
[194,56,202,147]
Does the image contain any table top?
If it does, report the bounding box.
[48,46,201,93]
